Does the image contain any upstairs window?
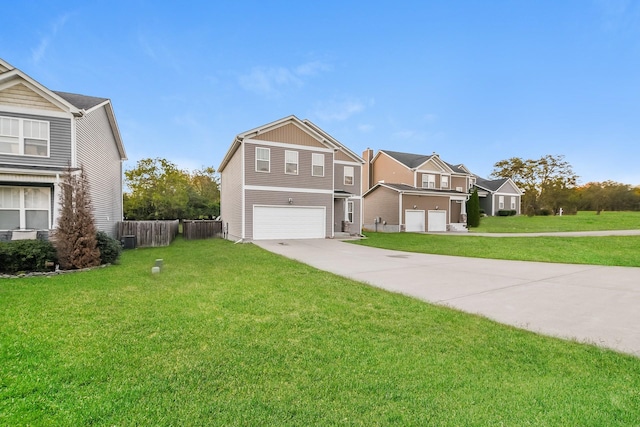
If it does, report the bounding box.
[0,117,49,157]
[422,174,435,189]
[285,150,298,175]
[255,147,270,172]
[441,175,450,189]
[344,166,354,185]
[312,153,324,177]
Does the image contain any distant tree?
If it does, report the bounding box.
[492,155,578,215]
[577,181,640,213]
[124,158,191,220]
[124,158,220,220]
[466,188,481,228]
[54,166,101,270]
[188,166,221,218]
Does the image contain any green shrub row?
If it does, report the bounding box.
[0,232,122,274]
[0,239,57,274]
[497,209,517,216]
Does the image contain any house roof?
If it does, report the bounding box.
[54,91,109,111]
[363,182,468,197]
[380,150,435,169]
[475,177,522,195]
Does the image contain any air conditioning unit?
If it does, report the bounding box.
[455,186,463,192]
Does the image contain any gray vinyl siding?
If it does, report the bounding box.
[244,141,333,190]
[244,189,333,240]
[76,106,123,237]
[0,111,72,168]
[220,147,243,240]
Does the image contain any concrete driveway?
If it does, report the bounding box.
[253,238,640,357]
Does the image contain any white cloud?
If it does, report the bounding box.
[238,60,331,97]
[238,66,302,97]
[314,98,374,122]
[31,13,70,63]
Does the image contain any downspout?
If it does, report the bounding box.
[399,191,403,232]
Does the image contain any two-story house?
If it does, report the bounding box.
[218,116,363,241]
[362,149,474,232]
[0,58,126,240]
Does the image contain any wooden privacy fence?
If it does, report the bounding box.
[117,220,179,247]
[182,220,222,240]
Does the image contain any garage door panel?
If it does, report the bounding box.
[253,206,325,240]
[405,210,425,232]
[428,210,447,232]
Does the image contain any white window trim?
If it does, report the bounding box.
[510,198,516,210]
[0,186,51,230]
[312,153,324,177]
[422,174,436,189]
[344,166,354,186]
[284,150,298,175]
[440,174,450,189]
[498,195,505,210]
[255,147,270,173]
[0,116,50,158]
[345,201,354,223]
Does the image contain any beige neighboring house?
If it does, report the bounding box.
[0,58,127,240]
[362,149,474,232]
[218,115,363,241]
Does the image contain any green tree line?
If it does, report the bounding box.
[492,155,640,215]
[124,158,220,220]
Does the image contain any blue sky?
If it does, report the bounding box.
[2,0,639,185]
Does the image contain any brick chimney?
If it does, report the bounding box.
[362,148,374,193]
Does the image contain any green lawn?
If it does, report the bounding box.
[2,238,639,425]
[354,233,640,267]
[473,210,640,233]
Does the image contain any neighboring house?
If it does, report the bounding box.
[474,176,522,215]
[0,58,126,240]
[218,115,363,241]
[362,149,475,232]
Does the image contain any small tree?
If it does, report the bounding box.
[466,188,481,228]
[54,166,101,270]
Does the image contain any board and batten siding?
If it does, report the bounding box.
[244,140,334,190]
[0,111,72,168]
[244,189,333,240]
[253,123,326,148]
[220,146,243,241]
[76,106,123,237]
[0,83,61,112]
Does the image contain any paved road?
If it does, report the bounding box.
[254,238,640,357]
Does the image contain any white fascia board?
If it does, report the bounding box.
[0,103,73,119]
[218,137,242,172]
[334,159,361,166]
[245,138,334,153]
[377,150,412,171]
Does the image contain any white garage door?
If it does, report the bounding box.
[428,210,447,232]
[253,206,326,240]
[405,210,425,232]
